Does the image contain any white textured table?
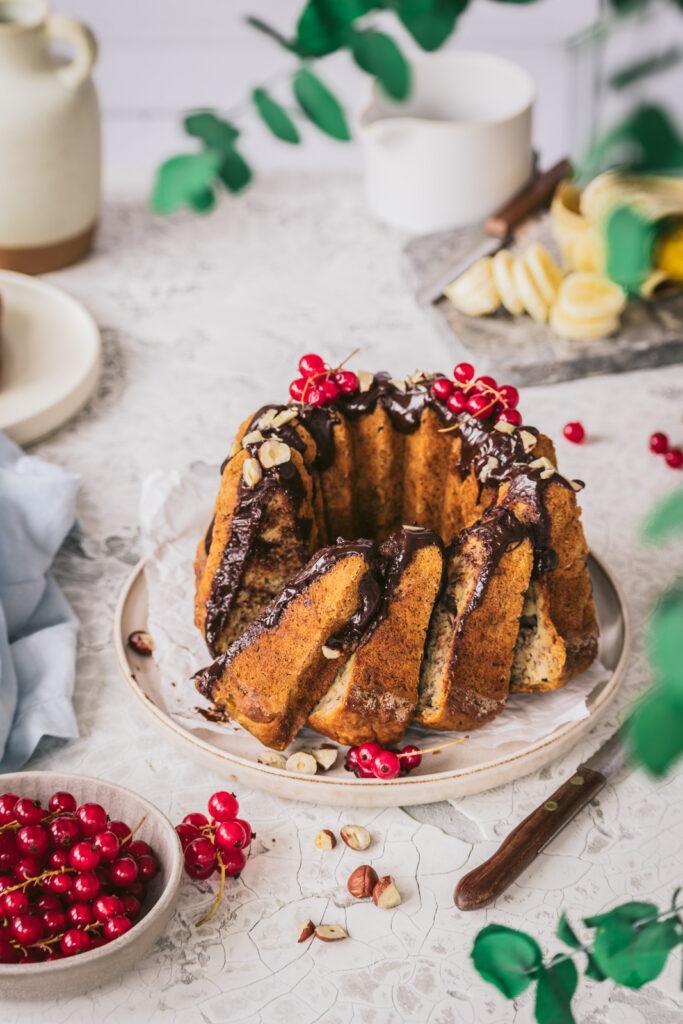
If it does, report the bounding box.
[6,175,683,1023]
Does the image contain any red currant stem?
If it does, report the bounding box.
[11,920,103,952]
[0,865,75,897]
[121,815,146,844]
[438,383,502,434]
[0,809,60,833]
[397,736,469,758]
[332,346,361,373]
[196,853,226,927]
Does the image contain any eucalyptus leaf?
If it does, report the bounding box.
[592,917,680,989]
[296,0,375,56]
[188,186,216,213]
[184,111,239,150]
[646,583,683,691]
[535,957,578,1024]
[252,88,300,143]
[584,902,657,930]
[219,148,252,193]
[150,151,223,214]
[642,488,683,543]
[608,47,682,91]
[398,0,467,51]
[471,924,542,999]
[293,67,351,140]
[626,688,683,776]
[584,954,607,982]
[351,29,410,100]
[557,913,582,950]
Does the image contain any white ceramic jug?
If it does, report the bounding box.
[357,51,535,234]
[0,0,100,273]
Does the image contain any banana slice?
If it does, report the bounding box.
[512,257,548,322]
[550,180,603,273]
[444,257,500,317]
[524,243,562,306]
[549,304,619,341]
[556,272,626,321]
[492,250,524,315]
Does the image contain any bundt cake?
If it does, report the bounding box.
[193,360,599,752]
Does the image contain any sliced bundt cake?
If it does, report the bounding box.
[417,507,534,732]
[308,526,444,747]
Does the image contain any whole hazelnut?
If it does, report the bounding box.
[347,864,379,899]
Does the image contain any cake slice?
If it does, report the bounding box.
[416,506,533,731]
[308,526,444,747]
[194,539,382,750]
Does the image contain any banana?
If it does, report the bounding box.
[524,243,563,305]
[491,249,524,315]
[444,256,500,316]
[550,180,603,273]
[512,257,549,322]
[549,304,619,341]
[555,272,626,321]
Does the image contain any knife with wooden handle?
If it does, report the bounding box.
[454,730,626,911]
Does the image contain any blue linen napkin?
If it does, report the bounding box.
[0,431,80,772]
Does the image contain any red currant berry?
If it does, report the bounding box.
[16,824,49,859]
[431,377,454,401]
[48,791,77,814]
[333,370,359,394]
[474,375,498,393]
[60,928,92,956]
[36,894,61,912]
[357,742,383,769]
[14,857,41,882]
[0,793,18,825]
[0,833,18,871]
[184,838,217,878]
[497,384,519,408]
[69,841,100,872]
[649,431,669,454]
[72,871,100,901]
[298,354,325,379]
[42,908,68,936]
[371,750,401,780]
[496,408,522,426]
[107,820,131,841]
[318,379,340,405]
[137,854,158,882]
[103,914,132,940]
[126,880,146,901]
[232,819,253,849]
[214,821,247,852]
[47,872,72,895]
[93,894,124,923]
[68,902,94,927]
[76,803,108,837]
[305,386,324,406]
[221,848,246,877]
[466,393,495,418]
[49,849,69,870]
[110,857,138,888]
[126,840,150,859]
[563,421,585,444]
[3,890,28,916]
[289,377,307,402]
[453,362,475,385]
[175,823,198,850]
[182,812,208,831]
[49,815,81,849]
[184,860,215,880]
[14,798,45,826]
[94,830,120,862]
[665,448,683,469]
[208,792,239,823]
[122,894,141,920]
[399,745,423,772]
[11,913,44,945]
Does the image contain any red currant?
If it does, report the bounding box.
[318,379,340,405]
[0,793,18,825]
[137,854,158,882]
[48,849,69,870]
[399,745,423,772]
[48,791,77,814]
[208,792,239,823]
[466,393,495,418]
[68,902,94,927]
[103,914,132,940]
[127,840,151,859]
[49,815,81,849]
[453,362,475,385]
[60,928,92,956]
[69,841,100,871]
[357,742,383,768]
[175,823,199,850]
[665,448,683,469]
[344,747,361,772]
[496,408,522,427]
[431,377,454,401]
[14,857,41,882]
[47,872,72,895]
[649,431,669,454]
[184,860,215,880]
[474,375,498,393]
[107,820,131,841]
[184,837,217,877]
[110,857,138,888]
[182,812,208,831]
[16,825,49,859]
[214,821,247,852]
[497,384,519,408]
[36,894,61,912]
[371,750,401,780]
[10,913,44,945]
[72,871,100,901]
[42,908,68,936]
[305,386,324,406]
[221,848,246,877]
[563,421,585,444]
[14,798,45,826]
[298,354,325,379]
[76,803,108,837]
[122,894,141,920]
[333,370,358,394]
[289,377,307,402]
[0,833,18,871]
[3,890,28,916]
[0,937,18,964]
[93,895,124,923]
[232,819,253,849]
[94,830,120,862]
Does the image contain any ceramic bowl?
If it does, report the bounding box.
[0,771,183,1000]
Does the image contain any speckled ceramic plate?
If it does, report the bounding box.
[0,270,100,446]
[113,553,629,807]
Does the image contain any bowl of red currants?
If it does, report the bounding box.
[0,772,183,1000]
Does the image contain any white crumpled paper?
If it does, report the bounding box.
[138,467,611,756]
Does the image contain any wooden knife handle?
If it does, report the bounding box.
[484,157,573,239]
[454,764,605,911]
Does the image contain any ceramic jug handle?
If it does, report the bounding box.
[47,14,98,89]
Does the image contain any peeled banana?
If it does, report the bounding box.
[443,256,500,317]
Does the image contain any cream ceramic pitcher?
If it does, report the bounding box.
[0,0,100,273]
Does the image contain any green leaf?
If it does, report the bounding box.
[218,148,252,193]
[584,902,657,930]
[604,204,657,294]
[643,488,683,543]
[188,187,216,213]
[584,954,607,982]
[608,47,682,91]
[351,29,411,100]
[535,957,578,1024]
[296,0,375,57]
[293,67,351,141]
[592,917,680,989]
[398,0,468,51]
[581,103,683,181]
[184,111,239,150]
[471,924,542,999]
[150,151,223,214]
[252,88,300,143]
[646,583,683,689]
[626,688,683,777]
[557,913,582,950]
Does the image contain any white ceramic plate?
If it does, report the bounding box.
[114,554,629,807]
[0,269,100,446]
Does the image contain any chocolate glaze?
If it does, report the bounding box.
[297,405,340,470]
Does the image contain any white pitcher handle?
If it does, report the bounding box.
[47,14,98,89]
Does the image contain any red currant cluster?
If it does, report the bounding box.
[289,353,359,406]
[649,431,683,469]
[0,790,159,964]
[431,363,522,426]
[344,743,422,780]
[175,792,252,925]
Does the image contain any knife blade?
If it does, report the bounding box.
[453,729,627,911]
[416,157,572,308]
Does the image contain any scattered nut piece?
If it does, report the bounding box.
[258,750,287,770]
[297,920,315,943]
[407,369,425,385]
[315,924,348,942]
[286,751,318,775]
[312,746,338,771]
[272,408,298,428]
[242,430,264,447]
[529,456,555,472]
[340,824,371,851]
[127,631,154,656]
[494,420,515,434]
[347,864,379,899]
[479,455,499,483]
[314,829,337,851]
[388,377,406,392]
[540,468,556,479]
[402,525,424,532]
[571,479,585,491]
[229,439,242,458]
[357,371,374,393]
[257,408,278,430]
[519,430,537,453]
[259,440,291,469]
[321,645,341,660]
[372,876,402,909]
[242,458,263,488]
